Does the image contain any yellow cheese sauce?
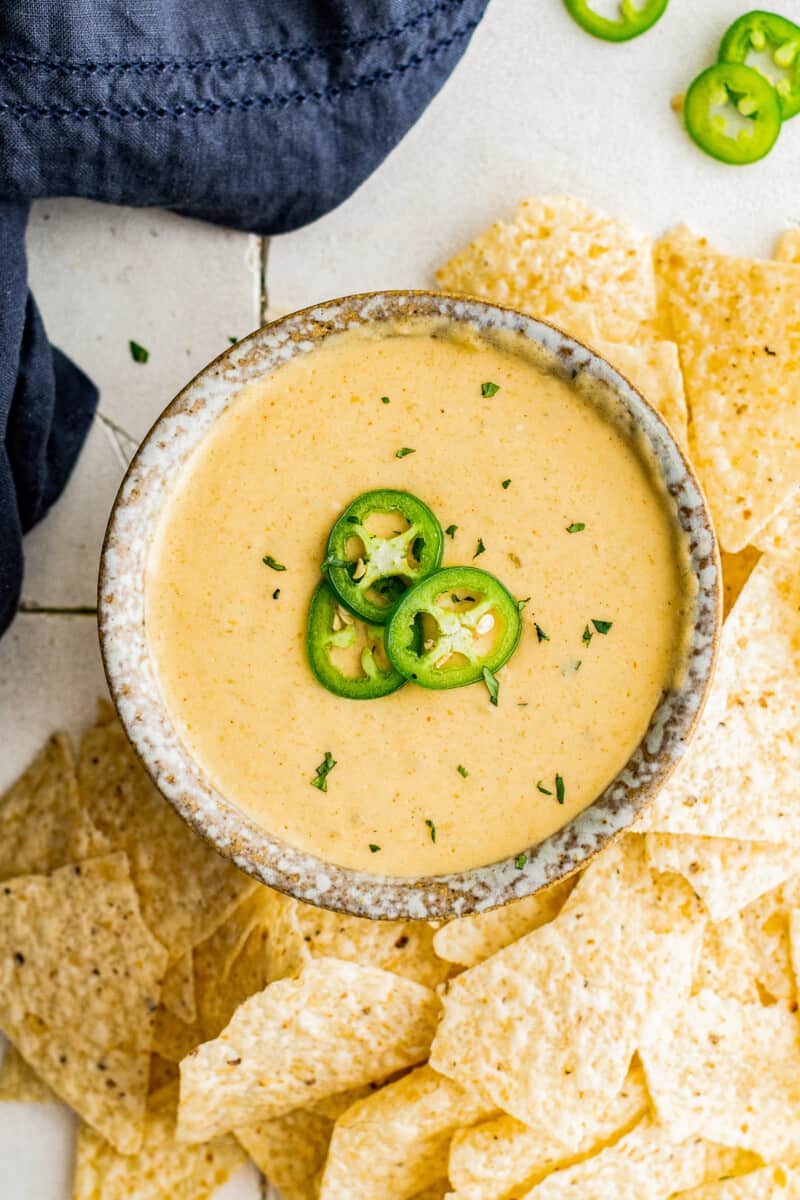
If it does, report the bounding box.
[146,326,689,876]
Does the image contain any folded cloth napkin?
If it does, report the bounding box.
[0,0,487,634]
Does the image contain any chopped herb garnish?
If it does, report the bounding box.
[481,381,500,397]
[536,780,553,795]
[262,554,286,572]
[556,773,565,805]
[129,340,149,364]
[395,447,416,458]
[517,597,531,613]
[514,853,527,870]
[764,346,777,356]
[457,764,469,778]
[517,701,529,707]
[381,395,391,404]
[272,588,281,600]
[425,818,437,843]
[502,478,512,489]
[369,843,381,853]
[228,335,238,344]
[582,624,593,646]
[473,538,486,559]
[508,551,522,568]
[482,666,499,706]
[566,522,586,533]
[592,619,613,635]
[310,750,337,791]
[535,623,549,643]
[445,524,458,539]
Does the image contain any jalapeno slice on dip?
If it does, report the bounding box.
[563,0,668,42]
[719,10,800,119]
[306,581,405,700]
[385,566,522,690]
[323,489,444,624]
[684,61,782,163]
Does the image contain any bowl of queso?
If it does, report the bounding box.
[98,292,721,920]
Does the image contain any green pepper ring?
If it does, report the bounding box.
[719,10,800,120]
[306,581,405,700]
[324,489,444,625]
[385,566,522,690]
[684,62,782,165]
[563,0,669,43]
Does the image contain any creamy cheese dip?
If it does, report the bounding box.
[146,324,690,877]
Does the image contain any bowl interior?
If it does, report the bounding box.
[98,291,720,920]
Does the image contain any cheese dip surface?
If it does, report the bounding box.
[146,323,690,877]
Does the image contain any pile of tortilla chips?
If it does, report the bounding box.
[3,196,800,1199]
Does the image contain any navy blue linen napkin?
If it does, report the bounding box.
[0,0,487,634]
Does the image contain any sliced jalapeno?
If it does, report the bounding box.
[564,0,668,42]
[720,10,800,119]
[306,582,405,700]
[323,490,444,625]
[385,566,522,690]
[684,62,781,164]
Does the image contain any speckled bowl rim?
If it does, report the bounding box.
[98,290,721,921]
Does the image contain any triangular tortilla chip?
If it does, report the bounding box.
[0,733,107,880]
[656,232,800,550]
[0,853,167,1152]
[194,889,272,1040]
[432,877,575,968]
[0,1043,58,1103]
[160,951,196,1025]
[674,1164,800,1199]
[178,957,441,1141]
[78,708,254,962]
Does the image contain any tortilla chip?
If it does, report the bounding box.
[673,1164,800,1199]
[194,890,272,1040]
[522,1118,759,1200]
[432,877,576,968]
[640,988,800,1159]
[721,547,762,618]
[430,839,703,1145]
[639,555,800,843]
[590,336,689,450]
[774,228,800,263]
[238,1106,333,1200]
[0,853,167,1153]
[78,708,254,963]
[320,1065,494,1200]
[409,1184,450,1200]
[693,916,761,1004]
[178,957,441,1141]
[0,1043,58,1103]
[160,951,196,1026]
[263,888,451,989]
[448,1060,649,1200]
[148,1053,179,1095]
[751,485,800,560]
[739,884,796,1003]
[152,1006,203,1064]
[73,1083,246,1200]
[645,834,798,922]
[436,195,656,341]
[655,231,800,550]
[0,733,107,880]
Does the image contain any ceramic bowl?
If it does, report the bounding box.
[98,291,721,920]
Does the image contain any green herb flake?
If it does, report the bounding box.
[482,666,499,706]
[582,624,593,646]
[263,554,287,572]
[592,619,613,635]
[311,750,337,792]
[514,853,527,870]
[566,522,586,533]
[272,588,281,600]
[473,538,486,559]
[129,340,149,364]
[369,843,381,853]
[445,524,458,539]
[502,478,512,489]
[517,596,531,613]
[228,335,238,345]
[535,623,549,643]
[395,447,416,458]
[536,780,553,795]
[457,764,469,778]
[556,773,565,805]
[481,381,500,397]
[381,396,391,404]
[425,818,437,843]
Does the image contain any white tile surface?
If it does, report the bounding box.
[268,0,797,310]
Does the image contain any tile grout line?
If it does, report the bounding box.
[259,236,270,324]
[17,603,98,616]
